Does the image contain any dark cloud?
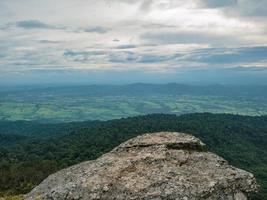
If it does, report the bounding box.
[16,20,54,29]
[38,40,62,44]
[116,44,137,49]
[137,54,175,63]
[1,20,71,32]
[200,0,236,8]
[141,31,239,45]
[200,0,267,17]
[141,23,177,29]
[64,50,106,57]
[109,52,175,64]
[84,26,109,34]
[188,46,267,64]
[9,20,110,34]
[63,50,107,62]
[108,51,138,63]
[235,0,267,16]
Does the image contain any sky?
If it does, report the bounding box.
[0,0,267,85]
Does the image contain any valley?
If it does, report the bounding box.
[0,84,266,122]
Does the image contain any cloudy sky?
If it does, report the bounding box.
[0,0,267,85]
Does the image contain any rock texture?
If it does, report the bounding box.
[25,132,258,200]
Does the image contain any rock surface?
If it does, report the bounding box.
[25,132,258,200]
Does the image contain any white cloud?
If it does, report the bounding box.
[0,0,266,74]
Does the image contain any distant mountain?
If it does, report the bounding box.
[5,83,267,97]
[1,84,267,122]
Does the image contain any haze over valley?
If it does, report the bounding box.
[0,84,267,122]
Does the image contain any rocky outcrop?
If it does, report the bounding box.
[25,132,258,200]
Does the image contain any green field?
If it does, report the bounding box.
[0,84,267,122]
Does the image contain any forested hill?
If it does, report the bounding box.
[1,113,267,199]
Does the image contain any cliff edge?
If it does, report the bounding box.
[26,132,258,200]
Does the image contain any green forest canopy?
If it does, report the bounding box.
[0,113,267,199]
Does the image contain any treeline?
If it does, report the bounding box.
[0,113,267,199]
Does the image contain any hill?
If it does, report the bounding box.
[0,113,267,199]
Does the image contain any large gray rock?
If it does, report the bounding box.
[25,132,258,200]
